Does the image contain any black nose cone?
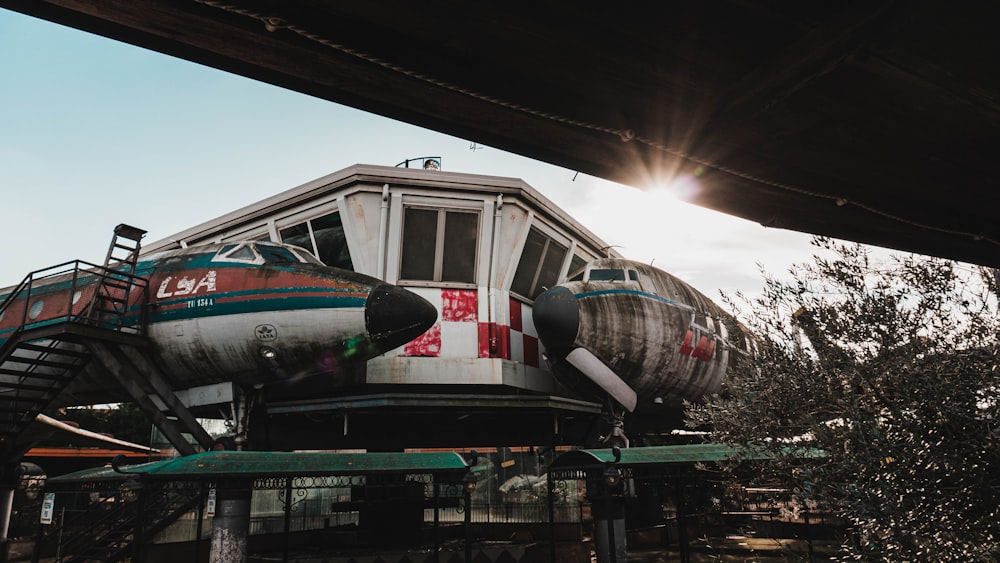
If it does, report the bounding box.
[365,285,438,352]
[532,286,579,351]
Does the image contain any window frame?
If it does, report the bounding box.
[397,204,482,286]
[510,223,573,300]
[275,204,353,270]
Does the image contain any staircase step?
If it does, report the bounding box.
[5,357,80,370]
[0,382,58,393]
[0,368,74,380]
[15,343,89,359]
[0,380,63,394]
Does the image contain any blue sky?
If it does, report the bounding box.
[0,9,825,299]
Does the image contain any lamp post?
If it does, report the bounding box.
[594,447,626,563]
[462,471,477,563]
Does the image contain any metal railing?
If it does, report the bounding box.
[0,260,148,338]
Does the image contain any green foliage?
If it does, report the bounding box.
[687,237,1000,561]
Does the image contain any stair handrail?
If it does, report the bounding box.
[55,493,133,553]
[0,260,149,341]
[0,261,77,359]
[55,482,201,563]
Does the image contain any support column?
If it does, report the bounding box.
[0,460,20,562]
[209,481,252,563]
[587,461,627,563]
[591,496,626,563]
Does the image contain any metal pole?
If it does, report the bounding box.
[55,507,65,562]
[432,480,440,563]
[282,477,292,563]
[604,492,616,563]
[195,483,205,563]
[674,472,690,563]
[464,489,472,563]
[132,481,147,563]
[547,473,556,563]
[805,511,815,562]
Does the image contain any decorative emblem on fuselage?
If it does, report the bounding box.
[255,324,277,342]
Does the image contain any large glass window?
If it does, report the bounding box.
[400,207,479,283]
[511,227,569,299]
[279,212,353,270]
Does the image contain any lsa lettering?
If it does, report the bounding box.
[157,271,218,299]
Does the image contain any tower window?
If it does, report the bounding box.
[511,227,569,299]
[279,212,353,270]
[400,207,479,283]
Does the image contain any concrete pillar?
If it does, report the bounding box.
[591,496,627,563]
[209,482,252,563]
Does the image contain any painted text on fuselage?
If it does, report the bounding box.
[157,271,218,299]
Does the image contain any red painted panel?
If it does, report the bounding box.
[478,322,491,358]
[509,297,523,332]
[403,322,441,357]
[693,336,711,361]
[478,322,511,359]
[497,325,510,359]
[442,289,477,322]
[702,338,716,360]
[680,329,694,356]
[523,335,540,367]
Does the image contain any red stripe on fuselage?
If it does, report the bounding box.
[149,267,369,305]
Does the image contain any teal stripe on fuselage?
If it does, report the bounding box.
[574,288,693,310]
[149,293,367,323]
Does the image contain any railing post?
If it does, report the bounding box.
[548,473,556,563]
[432,480,440,563]
[282,477,292,563]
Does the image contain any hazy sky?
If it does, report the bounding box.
[1,9,833,302]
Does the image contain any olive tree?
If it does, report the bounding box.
[687,237,1000,561]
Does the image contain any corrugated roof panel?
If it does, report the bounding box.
[49,450,470,483]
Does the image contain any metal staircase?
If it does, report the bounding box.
[0,339,91,449]
[0,224,149,456]
[0,225,222,562]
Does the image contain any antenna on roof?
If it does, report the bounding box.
[395,156,442,170]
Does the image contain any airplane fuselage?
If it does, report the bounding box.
[0,241,437,405]
[533,258,750,415]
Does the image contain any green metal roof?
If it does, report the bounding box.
[49,450,470,484]
[549,443,824,469]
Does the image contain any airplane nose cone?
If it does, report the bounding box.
[532,286,579,350]
[365,285,438,352]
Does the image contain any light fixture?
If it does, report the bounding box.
[260,346,277,360]
[603,466,622,489]
[462,471,478,495]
